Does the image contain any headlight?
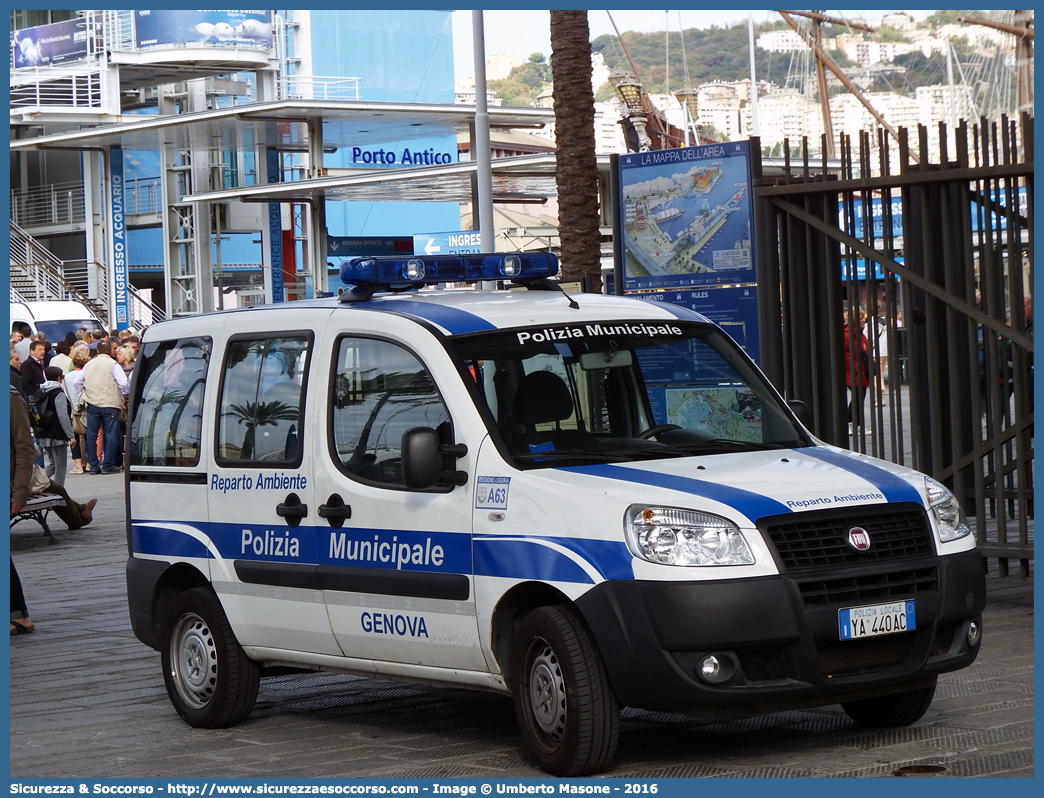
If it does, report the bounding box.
[925,477,972,542]
[625,506,755,566]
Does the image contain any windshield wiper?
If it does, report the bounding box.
[513,449,631,462]
[663,438,783,453]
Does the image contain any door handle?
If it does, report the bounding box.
[275,492,308,528]
[317,494,352,529]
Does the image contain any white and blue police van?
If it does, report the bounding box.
[125,252,985,776]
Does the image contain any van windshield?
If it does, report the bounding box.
[450,320,811,466]
[34,319,100,342]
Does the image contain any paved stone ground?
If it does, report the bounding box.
[9,471,1033,779]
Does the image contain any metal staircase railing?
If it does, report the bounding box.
[9,221,168,330]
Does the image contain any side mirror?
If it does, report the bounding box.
[787,399,813,431]
[401,428,468,490]
[402,428,442,489]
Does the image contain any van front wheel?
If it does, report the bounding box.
[161,587,260,728]
[513,605,619,776]
[841,678,937,727]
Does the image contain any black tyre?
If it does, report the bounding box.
[161,587,260,728]
[512,605,619,776]
[841,678,937,727]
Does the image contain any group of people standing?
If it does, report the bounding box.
[10,324,138,480]
[10,322,139,637]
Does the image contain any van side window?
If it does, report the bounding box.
[129,337,211,467]
[331,337,449,486]
[216,335,310,465]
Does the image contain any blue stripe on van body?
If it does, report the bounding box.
[473,538,595,584]
[370,299,497,335]
[131,523,211,560]
[796,447,923,505]
[557,464,791,523]
[473,536,633,583]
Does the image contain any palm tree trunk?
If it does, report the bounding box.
[550,10,601,286]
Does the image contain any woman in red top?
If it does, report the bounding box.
[844,310,871,423]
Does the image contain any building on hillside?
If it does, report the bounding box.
[486,52,526,81]
[834,34,919,66]
[829,91,921,139]
[590,51,611,93]
[882,12,917,31]
[754,90,823,150]
[757,28,806,53]
[455,87,502,106]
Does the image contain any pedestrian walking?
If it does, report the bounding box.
[10,558,33,636]
[49,340,73,374]
[34,366,75,485]
[65,344,90,474]
[11,342,27,399]
[844,310,871,425]
[19,339,46,396]
[10,384,96,535]
[863,310,888,405]
[79,340,129,475]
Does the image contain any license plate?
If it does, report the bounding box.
[838,600,916,640]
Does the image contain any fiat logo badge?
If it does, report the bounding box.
[847,527,871,551]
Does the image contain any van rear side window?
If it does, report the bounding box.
[216,335,311,465]
[129,338,211,467]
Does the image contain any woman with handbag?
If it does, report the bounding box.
[65,344,90,474]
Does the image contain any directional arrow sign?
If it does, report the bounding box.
[414,231,484,256]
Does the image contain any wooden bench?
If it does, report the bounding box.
[10,494,66,544]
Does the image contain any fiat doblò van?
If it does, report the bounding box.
[126,253,985,776]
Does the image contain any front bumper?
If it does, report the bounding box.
[575,548,985,715]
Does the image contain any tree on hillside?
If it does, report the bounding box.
[550,10,601,286]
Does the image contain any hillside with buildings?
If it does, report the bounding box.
[459,10,1029,158]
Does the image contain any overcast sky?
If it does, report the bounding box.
[451,9,920,82]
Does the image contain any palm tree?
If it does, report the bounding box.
[550,10,602,288]
[227,400,299,460]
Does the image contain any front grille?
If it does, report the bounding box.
[797,567,938,607]
[737,648,788,682]
[817,634,916,677]
[759,503,933,572]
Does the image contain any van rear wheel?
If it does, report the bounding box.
[841,678,937,727]
[161,587,259,728]
[513,605,619,776]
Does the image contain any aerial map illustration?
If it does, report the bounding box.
[619,142,755,291]
[665,386,762,441]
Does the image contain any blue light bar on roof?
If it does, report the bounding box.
[340,252,559,288]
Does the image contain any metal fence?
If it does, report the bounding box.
[753,115,1033,576]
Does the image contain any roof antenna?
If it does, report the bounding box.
[557,282,580,310]
[512,277,580,309]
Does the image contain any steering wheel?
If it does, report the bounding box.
[638,424,683,440]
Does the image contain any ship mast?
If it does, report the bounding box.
[777,10,916,162]
[959,11,1033,117]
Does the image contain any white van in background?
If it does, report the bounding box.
[10,299,104,341]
